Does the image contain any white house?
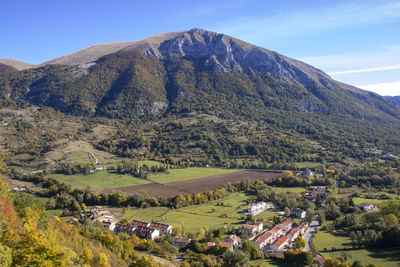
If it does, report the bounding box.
[277,218,293,232]
[269,226,283,238]
[288,228,300,242]
[359,203,379,211]
[247,202,269,215]
[290,208,306,219]
[240,224,258,236]
[245,221,263,232]
[149,222,173,235]
[270,235,290,251]
[297,221,309,235]
[134,226,160,240]
[172,237,191,248]
[252,231,275,250]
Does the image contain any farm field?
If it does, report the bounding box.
[120,192,280,233]
[103,170,282,197]
[147,167,240,183]
[49,167,242,191]
[314,230,400,266]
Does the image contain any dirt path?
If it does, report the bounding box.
[101,170,281,197]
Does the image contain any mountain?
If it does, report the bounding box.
[385,96,400,106]
[0,58,36,70]
[0,28,399,124]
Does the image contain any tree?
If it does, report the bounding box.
[284,207,291,217]
[241,240,263,260]
[0,244,12,267]
[351,260,363,267]
[295,236,307,249]
[222,250,250,267]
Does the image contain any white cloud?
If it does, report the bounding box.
[214,1,400,45]
[358,81,400,96]
[301,46,400,72]
[328,65,400,75]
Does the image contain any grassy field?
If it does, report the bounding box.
[50,171,151,190]
[352,197,390,206]
[314,230,352,251]
[269,187,307,194]
[121,192,281,233]
[50,167,240,191]
[314,230,400,266]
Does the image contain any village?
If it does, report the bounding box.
[71,200,312,255]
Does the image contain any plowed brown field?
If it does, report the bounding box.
[101,170,281,197]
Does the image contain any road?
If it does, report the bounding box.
[303,179,339,254]
[303,215,319,252]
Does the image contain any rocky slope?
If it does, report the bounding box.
[0,28,399,124]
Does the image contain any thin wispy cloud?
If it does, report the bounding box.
[301,46,400,72]
[359,81,400,96]
[214,1,400,44]
[328,65,400,75]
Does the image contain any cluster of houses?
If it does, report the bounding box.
[306,186,326,202]
[84,206,172,240]
[251,218,309,252]
[79,204,308,254]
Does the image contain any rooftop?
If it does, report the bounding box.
[254,232,273,244]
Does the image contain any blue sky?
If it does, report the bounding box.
[1,0,399,95]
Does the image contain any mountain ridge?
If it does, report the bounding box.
[0,28,399,124]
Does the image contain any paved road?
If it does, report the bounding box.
[303,179,339,254]
[303,215,319,252]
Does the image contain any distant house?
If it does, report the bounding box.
[102,219,117,231]
[269,226,284,238]
[247,202,271,215]
[277,218,293,232]
[245,221,263,232]
[130,220,150,228]
[207,242,216,249]
[224,235,242,247]
[240,224,258,236]
[252,231,275,250]
[359,203,379,211]
[301,169,315,177]
[290,208,306,219]
[288,228,300,242]
[90,206,113,220]
[297,221,309,235]
[270,235,290,251]
[172,237,191,248]
[149,222,173,235]
[134,226,160,240]
[70,217,79,224]
[114,224,134,235]
[218,242,234,251]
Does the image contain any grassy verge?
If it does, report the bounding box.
[314,230,400,266]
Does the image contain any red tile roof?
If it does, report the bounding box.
[131,220,149,228]
[219,242,233,249]
[270,226,281,233]
[254,232,273,243]
[149,222,171,230]
[272,235,289,247]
